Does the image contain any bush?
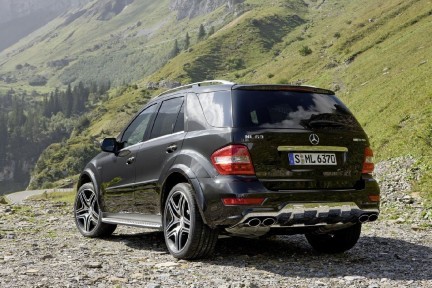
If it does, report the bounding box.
[299,45,312,56]
[277,78,290,84]
[29,75,47,86]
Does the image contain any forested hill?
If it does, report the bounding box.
[0,0,431,202]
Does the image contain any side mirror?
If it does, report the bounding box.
[100,138,119,153]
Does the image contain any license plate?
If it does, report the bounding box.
[289,153,337,165]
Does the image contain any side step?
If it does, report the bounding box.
[102,213,162,230]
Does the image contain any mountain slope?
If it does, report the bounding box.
[0,0,243,92]
[0,0,91,52]
[3,0,432,202]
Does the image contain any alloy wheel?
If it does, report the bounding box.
[164,191,191,253]
[75,188,100,233]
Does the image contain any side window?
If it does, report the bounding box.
[122,104,157,147]
[197,91,232,127]
[150,97,184,139]
[173,102,184,133]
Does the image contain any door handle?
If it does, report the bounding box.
[166,144,177,153]
[126,156,135,165]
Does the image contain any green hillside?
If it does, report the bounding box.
[148,0,432,195]
[3,0,432,201]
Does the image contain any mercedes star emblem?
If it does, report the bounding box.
[309,134,319,145]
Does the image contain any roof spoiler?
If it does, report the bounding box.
[233,84,335,95]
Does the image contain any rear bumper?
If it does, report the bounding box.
[196,175,380,233]
[225,202,378,236]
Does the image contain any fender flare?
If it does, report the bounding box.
[161,164,209,224]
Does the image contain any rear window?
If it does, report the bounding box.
[232,90,361,130]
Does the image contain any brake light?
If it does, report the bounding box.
[211,145,255,175]
[368,195,380,202]
[362,147,374,174]
[222,198,265,205]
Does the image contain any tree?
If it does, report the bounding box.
[61,84,73,117]
[0,113,8,166]
[170,39,180,58]
[208,26,215,37]
[198,24,206,40]
[184,32,190,50]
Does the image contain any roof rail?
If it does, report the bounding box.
[157,80,235,98]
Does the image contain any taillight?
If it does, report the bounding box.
[222,198,265,206]
[362,147,374,174]
[368,195,380,202]
[211,145,255,175]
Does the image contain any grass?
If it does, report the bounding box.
[29,190,75,204]
[2,0,432,203]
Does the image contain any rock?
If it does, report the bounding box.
[0,196,8,204]
[41,254,54,260]
[395,217,406,224]
[130,273,144,280]
[1,199,431,287]
[147,82,159,90]
[158,80,181,89]
[0,268,14,275]
[169,0,237,20]
[344,275,365,281]
[5,233,16,239]
[154,262,180,268]
[108,276,128,283]
[47,217,59,223]
[25,269,39,275]
[401,195,414,204]
[84,262,102,269]
[3,255,15,261]
[146,283,161,288]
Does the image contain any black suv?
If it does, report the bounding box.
[74,80,380,259]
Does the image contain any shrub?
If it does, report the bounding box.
[299,45,312,56]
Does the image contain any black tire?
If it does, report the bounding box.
[74,183,117,238]
[163,183,218,259]
[305,223,362,254]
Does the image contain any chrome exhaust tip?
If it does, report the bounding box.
[359,214,369,223]
[262,218,276,227]
[246,218,261,227]
[368,213,378,222]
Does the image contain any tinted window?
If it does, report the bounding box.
[197,91,232,127]
[151,97,184,139]
[122,104,157,147]
[233,90,361,130]
[186,93,207,131]
[173,102,184,133]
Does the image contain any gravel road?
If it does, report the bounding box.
[0,200,431,288]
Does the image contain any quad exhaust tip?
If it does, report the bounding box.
[359,213,378,223]
[245,217,277,227]
[262,218,276,227]
[246,218,261,227]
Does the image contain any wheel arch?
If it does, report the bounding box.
[77,168,100,196]
[160,165,208,225]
